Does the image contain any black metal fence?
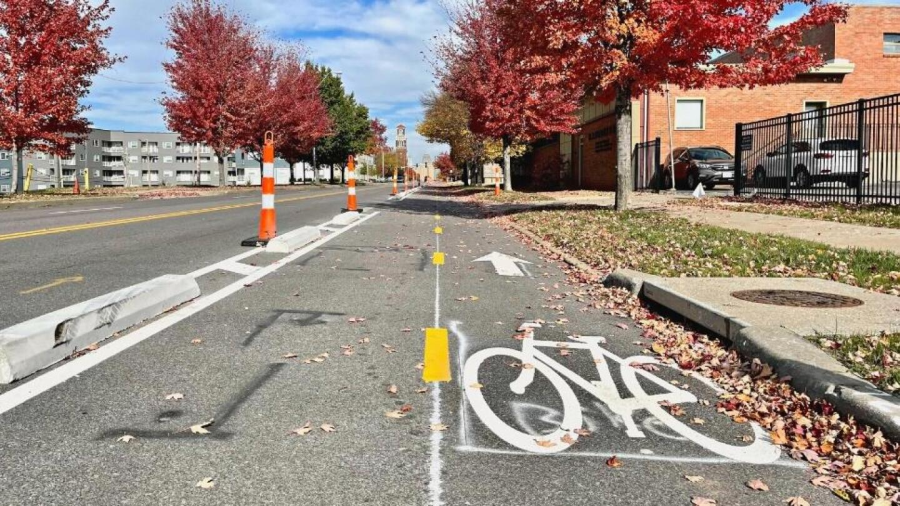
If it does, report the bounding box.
[734,93,900,204]
[634,137,662,191]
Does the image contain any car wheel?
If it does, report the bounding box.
[703,183,716,191]
[753,167,767,188]
[686,172,698,190]
[794,167,811,189]
[661,171,673,190]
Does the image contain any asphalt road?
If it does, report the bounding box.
[0,184,389,330]
[0,188,842,505]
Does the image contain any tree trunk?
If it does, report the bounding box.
[217,154,226,187]
[463,161,470,186]
[11,144,23,194]
[330,164,335,184]
[289,162,296,185]
[56,155,63,189]
[502,136,513,191]
[341,165,346,184]
[614,87,633,212]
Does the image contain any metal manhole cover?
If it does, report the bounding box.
[730,289,864,308]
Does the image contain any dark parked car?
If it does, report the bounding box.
[661,146,737,190]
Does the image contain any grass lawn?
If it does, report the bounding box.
[812,333,900,394]
[677,197,900,230]
[509,208,900,295]
[471,190,556,204]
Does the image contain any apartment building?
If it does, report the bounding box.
[519,5,900,191]
[0,129,297,193]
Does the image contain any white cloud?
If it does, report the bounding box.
[83,0,449,162]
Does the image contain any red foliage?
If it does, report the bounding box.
[162,0,264,165]
[501,0,849,101]
[273,48,332,166]
[0,0,120,184]
[436,0,582,143]
[434,153,457,178]
[366,119,389,155]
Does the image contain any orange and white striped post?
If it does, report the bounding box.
[391,168,398,196]
[243,132,277,246]
[343,155,359,212]
[403,168,409,193]
[494,166,501,196]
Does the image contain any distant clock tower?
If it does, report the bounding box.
[395,125,408,167]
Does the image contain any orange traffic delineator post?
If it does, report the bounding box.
[494,166,501,196]
[342,155,361,213]
[73,175,80,195]
[391,168,398,196]
[242,132,277,246]
[403,169,409,193]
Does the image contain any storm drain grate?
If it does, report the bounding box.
[730,289,864,309]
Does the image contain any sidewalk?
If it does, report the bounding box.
[667,206,900,254]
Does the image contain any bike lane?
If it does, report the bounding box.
[403,191,844,506]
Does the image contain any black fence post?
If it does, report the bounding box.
[784,113,793,200]
[856,98,866,205]
[654,137,662,193]
[734,123,743,196]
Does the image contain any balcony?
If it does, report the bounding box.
[141,147,159,154]
[176,147,193,154]
[102,146,124,154]
[102,161,125,167]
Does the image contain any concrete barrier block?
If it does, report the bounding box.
[332,212,361,227]
[266,226,321,254]
[0,274,200,384]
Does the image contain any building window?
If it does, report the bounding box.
[129,156,139,163]
[129,141,138,148]
[79,153,86,161]
[93,155,100,162]
[163,156,173,163]
[92,139,101,147]
[886,34,900,55]
[162,142,173,149]
[0,152,7,160]
[675,99,705,130]
[35,152,47,160]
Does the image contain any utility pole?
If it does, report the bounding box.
[312,146,318,185]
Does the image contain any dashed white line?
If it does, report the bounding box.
[48,206,123,215]
[428,221,444,506]
[0,212,380,417]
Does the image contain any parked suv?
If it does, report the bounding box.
[752,138,869,189]
[662,146,736,190]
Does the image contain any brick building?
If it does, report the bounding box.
[521,5,900,191]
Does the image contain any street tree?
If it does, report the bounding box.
[309,65,372,183]
[365,118,389,178]
[434,153,457,180]
[502,0,847,210]
[0,0,121,194]
[435,0,582,191]
[162,0,265,187]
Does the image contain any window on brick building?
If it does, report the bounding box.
[886,34,900,55]
[675,99,705,130]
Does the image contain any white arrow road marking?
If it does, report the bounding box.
[473,252,532,277]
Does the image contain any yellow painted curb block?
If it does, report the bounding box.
[423,328,451,383]
[432,252,445,266]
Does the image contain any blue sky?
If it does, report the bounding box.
[84,0,896,163]
[84,0,449,163]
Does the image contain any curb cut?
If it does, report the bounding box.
[604,268,900,440]
[0,274,200,384]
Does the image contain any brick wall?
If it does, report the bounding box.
[644,6,900,159]
[575,114,618,190]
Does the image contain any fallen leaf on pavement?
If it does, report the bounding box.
[469,382,484,389]
[320,424,335,433]
[431,423,448,432]
[606,456,623,468]
[290,422,313,436]
[190,424,211,435]
[690,418,705,425]
[691,498,716,506]
[616,323,629,330]
[385,410,406,419]
[535,439,556,448]
[359,337,370,344]
[561,433,576,445]
[416,387,428,394]
[282,353,298,359]
[348,317,366,324]
[574,428,592,437]
[117,435,136,443]
[401,328,412,333]
[685,475,704,483]
[196,477,215,490]
[747,479,769,491]
[387,385,398,395]
[165,393,184,401]
[784,497,810,506]
[191,339,203,345]
[400,404,413,413]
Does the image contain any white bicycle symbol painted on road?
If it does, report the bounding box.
[463,333,781,464]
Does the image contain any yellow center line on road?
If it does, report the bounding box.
[0,188,368,243]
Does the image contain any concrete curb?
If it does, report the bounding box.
[332,212,361,227]
[605,268,900,440]
[0,274,200,384]
[266,226,321,254]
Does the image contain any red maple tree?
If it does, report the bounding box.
[272,47,332,184]
[500,0,847,209]
[434,153,457,180]
[436,0,583,191]
[162,0,266,187]
[0,0,121,194]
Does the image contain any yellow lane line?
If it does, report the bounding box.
[19,275,85,295]
[0,188,364,243]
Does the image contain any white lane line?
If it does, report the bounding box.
[188,248,262,278]
[454,445,807,467]
[449,321,471,447]
[48,206,123,215]
[217,260,261,276]
[0,212,381,417]
[428,224,444,506]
